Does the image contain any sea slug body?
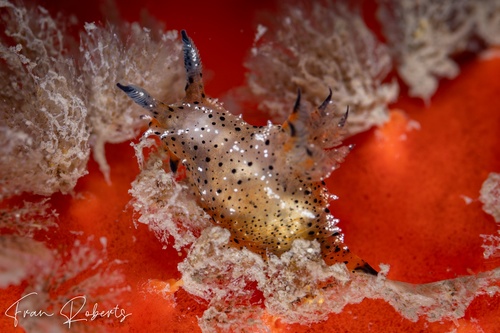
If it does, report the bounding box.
[118,30,376,275]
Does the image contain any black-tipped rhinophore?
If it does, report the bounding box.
[116,83,156,110]
[318,88,333,112]
[181,30,202,81]
[338,106,349,127]
[181,30,205,100]
[293,89,301,113]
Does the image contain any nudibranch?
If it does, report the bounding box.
[118,30,377,275]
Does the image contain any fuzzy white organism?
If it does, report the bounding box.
[243,1,398,136]
[0,1,184,196]
[479,172,500,258]
[0,1,89,197]
[378,0,500,101]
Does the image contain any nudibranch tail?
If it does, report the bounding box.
[181,30,205,102]
[323,234,378,274]
[118,30,378,276]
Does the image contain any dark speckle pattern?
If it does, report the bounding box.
[117,30,377,275]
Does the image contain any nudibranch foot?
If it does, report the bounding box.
[118,30,377,276]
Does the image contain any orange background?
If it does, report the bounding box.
[1,0,499,332]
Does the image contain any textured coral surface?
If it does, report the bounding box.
[1,0,500,332]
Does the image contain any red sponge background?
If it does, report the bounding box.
[1,0,499,332]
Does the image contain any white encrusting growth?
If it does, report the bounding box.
[479,172,500,259]
[241,2,398,136]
